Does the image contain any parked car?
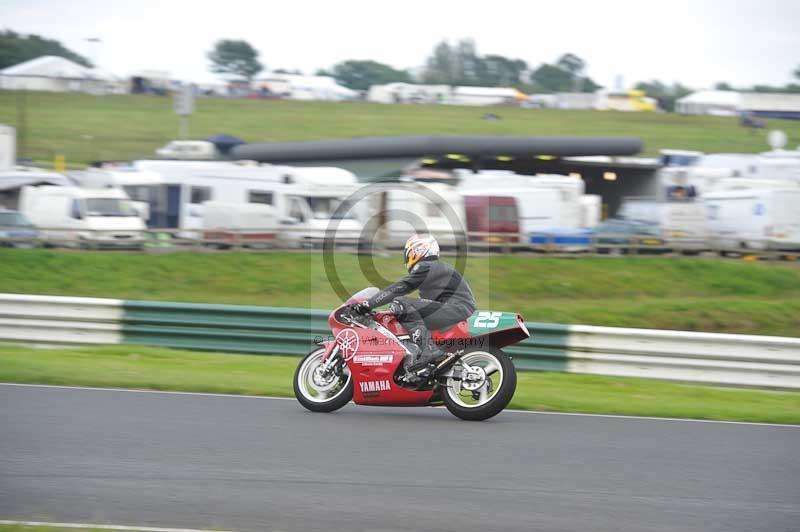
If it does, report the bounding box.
[0,209,39,248]
[591,218,667,254]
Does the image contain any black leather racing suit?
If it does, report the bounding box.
[366,257,476,362]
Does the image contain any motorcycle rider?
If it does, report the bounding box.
[349,234,476,377]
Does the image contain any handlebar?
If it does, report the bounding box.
[338,306,375,327]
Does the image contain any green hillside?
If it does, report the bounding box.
[2,91,798,166]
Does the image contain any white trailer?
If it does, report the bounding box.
[78,161,364,244]
[360,181,467,247]
[18,185,145,248]
[704,188,800,251]
[202,201,278,248]
[457,171,585,233]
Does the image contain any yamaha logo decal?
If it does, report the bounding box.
[335,329,360,361]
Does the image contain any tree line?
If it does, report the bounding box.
[2,29,799,113]
[205,37,800,112]
[207,37,602,94]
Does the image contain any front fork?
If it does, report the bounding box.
[319,343,343,377]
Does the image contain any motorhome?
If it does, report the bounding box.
[18,185,145,249]
[704,187,800,251]
[77,161,363,244]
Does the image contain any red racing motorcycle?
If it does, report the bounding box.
[293,287,530,421]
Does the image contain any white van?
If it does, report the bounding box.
[19,186,145,249]
[704,188,800,251]
[156,140,218,160]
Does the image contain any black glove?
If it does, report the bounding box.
[349,301,371,315]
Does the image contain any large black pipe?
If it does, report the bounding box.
[231,135,643,162]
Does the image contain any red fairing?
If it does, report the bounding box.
[341,325,434,406]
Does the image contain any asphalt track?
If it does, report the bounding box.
[1,384,798,532]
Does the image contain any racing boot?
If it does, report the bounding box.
[405,324,446,379]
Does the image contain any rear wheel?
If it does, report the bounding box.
[293,347,352,413]
[442,346,516,421]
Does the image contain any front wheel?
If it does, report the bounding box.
[443,347,516,421]
[293,347,352,413]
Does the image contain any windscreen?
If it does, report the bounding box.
[85,198,137,217]
[346,287,379,304]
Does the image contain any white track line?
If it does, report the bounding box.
[0,382,295,400]
[0,520,238,532]
[504,408,800,428]
[2,382,798,428]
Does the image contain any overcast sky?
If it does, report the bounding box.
[2,0,798,89]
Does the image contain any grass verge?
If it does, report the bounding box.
[1,344,798,425]
[2,249,799,336]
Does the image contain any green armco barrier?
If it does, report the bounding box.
[121,300,569,370]
[122,300,330,355]
[506,322,570,372]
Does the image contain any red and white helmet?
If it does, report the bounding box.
[403,234,439,271]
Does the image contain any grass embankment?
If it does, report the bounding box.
[1,344,798,424]
[2,249,799,336]
[2,91,800,165]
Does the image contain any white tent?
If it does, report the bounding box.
[367,83,451,104]
[0,55,121,94]
[255,73,357,101]
[451,86,529,106]
[675,90,742,116]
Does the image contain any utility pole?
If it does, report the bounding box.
[86,37,101,67]
[174,85,194,140]
[16,90,27,162]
